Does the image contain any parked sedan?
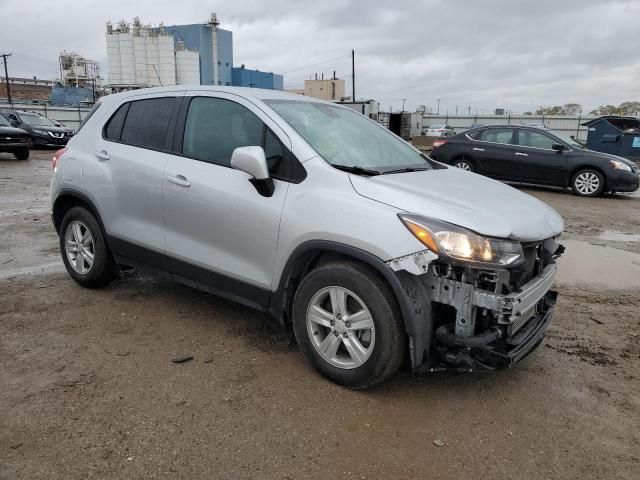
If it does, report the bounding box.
[0,110,74,147]
[430,125,639,196]
[425,124,455,137]
[0,113,31,159]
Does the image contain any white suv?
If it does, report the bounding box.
[51,87,564,389]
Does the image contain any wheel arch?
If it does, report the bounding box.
[52,189,106,236]
[270,241,430,370]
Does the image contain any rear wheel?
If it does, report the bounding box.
[59,206,118,288]
[571,169,604,196]
[454,157,474,172]
[292,261,405,389]
[13,147,29,160]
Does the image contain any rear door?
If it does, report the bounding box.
[469,127,519,179]
[514,129,568,185]
[88,94,181,253]
[162,92,291,301]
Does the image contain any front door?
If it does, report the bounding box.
[514,129,568,186]
[163,93,290,303]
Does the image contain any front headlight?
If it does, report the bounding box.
[399,214,524,267]
[610,160,632,172]
[32,129,47,135]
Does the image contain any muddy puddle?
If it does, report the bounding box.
[556,239,640,289]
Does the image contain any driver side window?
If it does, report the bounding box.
[517,130,556,150]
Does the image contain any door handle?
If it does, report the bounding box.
[515,152,528,157]
[472,147,485,152]
[167,174,191,187]
[95,150,110,161]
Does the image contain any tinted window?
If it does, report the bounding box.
[120,97,176,150]
[182,97,263,166]
[478,128,515,144]
[104,103,129,141]
[518,130,556,150]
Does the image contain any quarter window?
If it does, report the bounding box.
[517,130,556,150]
[477,128,515,145]
[182,97,263,167]
[120,97,176,150]
[104,103,129,141]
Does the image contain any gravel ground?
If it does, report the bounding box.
[1,151,639,479]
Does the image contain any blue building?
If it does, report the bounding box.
[162,23,234,86]
[232,65,283,90]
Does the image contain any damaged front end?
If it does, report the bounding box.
[388,235,564,373]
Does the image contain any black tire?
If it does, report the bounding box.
[292,261,405,389]
[571,168,605,197]
[59,206,118,288]
[13,147,29,160]
[453,157,474,172]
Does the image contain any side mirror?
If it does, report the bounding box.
[10,119,19,127]
[551,143,566,153]
[231,146,274,197]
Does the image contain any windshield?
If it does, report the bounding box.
[552,130,584,149]
[0,115,9,127]
[265,100,430,172]
[20,113,55,127]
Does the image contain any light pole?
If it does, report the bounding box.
[437,98,442,115]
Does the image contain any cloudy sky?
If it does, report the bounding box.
[1,0,639,113]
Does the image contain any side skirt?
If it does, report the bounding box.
[107,236,271,313]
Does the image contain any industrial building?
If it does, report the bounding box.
[105,14,283,90]
[286,74,346,101]
[0,77,52,103]
[51,52,100,105]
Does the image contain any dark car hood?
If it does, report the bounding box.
[0,126,30,135]
[350,167,564,242]
[25,125,73,133]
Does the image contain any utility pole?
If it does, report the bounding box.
[467,105,471,116]
[1,53,13,108]
[401,98,407,111]
[437,98,442,115]
[455,105,460,115]
[351,49,355,103]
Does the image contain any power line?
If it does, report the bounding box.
[281,53,350,75]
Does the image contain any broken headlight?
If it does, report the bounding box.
[399,214,524,267]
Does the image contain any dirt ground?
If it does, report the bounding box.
[1,151,639,479]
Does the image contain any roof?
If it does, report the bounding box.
[103,85,327,105]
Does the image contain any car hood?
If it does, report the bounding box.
[349,167,564,242]
[0,126,29,135]
[27,125,72,133]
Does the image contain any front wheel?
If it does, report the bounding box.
[454,158,474,172]
[14,147,29,160]
[292,261,405,389]
[59,206,118,288]
[571,169,604,196]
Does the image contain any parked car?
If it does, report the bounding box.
[430,125,639,196]
[425,124,455,137]
[0,113,31,159]
[50,87,564,389]
[0,109,74,147]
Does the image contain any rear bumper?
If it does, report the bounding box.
[0,141,31,149]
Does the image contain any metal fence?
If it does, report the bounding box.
[421,114,596,141]
[1,102,92,130]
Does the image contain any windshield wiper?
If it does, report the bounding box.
[332,165,382,176]
[381,167,431,175]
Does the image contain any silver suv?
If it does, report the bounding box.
[50,87,564,389]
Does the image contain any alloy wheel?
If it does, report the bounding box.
[574,172,600,195]
[455,160,472,171]
[64,220,95,274]
[306,286,375,369]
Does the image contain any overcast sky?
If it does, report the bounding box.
[1,0,639,113]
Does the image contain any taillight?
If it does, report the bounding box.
[438,129,444,132]
[52,147,67,171]
[433,140,447,149]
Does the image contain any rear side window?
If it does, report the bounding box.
[104,103,129,141]
[477,128,515,145]
[182,97,263,166]
[120,97,176,150]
